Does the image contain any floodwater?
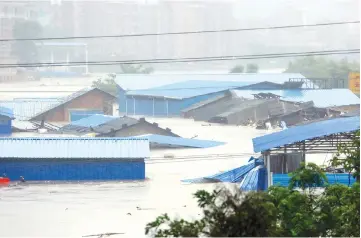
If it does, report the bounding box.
[0,112,330,237]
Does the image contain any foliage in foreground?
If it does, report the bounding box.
[145,133,360,237]
[146,182,359,237]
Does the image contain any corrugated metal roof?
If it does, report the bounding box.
[0,137,150,159]
[253,116,360,152]
[30,87,116,120]
[116,73,306,91]
[215,99,269,117]
[59,115,139,134]
[130,134,225,148]
[232,89,360,107]
[239,165,267,191]
[71,114,117,127]
[182,158,261,183]
[0,99,61,120]
[0,106,14,119]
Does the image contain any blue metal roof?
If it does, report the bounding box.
[130,134,225,148]
[126,80,253,99]
[182,158,262,183]
[239,165,267,191]
[70,114,117,127]
[0,106,14,119]
[0,137,150,159]
[253,116,360,152]
[118,73,306,99]
[232,89,360,108]
[0,99,60,120]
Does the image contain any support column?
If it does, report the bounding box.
[264,151,272,189]
[302,141,306,163]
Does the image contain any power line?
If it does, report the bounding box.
[0,49,359,68]
[0,21,359,42]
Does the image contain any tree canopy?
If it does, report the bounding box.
[284,56,360,79]
[246,63,259,73]
[92,74,118,96]
[229,65,244,73]
[119,64,153,74]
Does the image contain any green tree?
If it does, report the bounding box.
[288,162,328,191]
[330,130,360,182]
[284,56,360,79]
[145,188,280,237]
[246,63,259,73]
[92,73,118,96]
[229,65,244,73]
[119,64,153,74]
[11,20,42,64]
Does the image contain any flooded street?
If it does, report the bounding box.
[0,118,328,237]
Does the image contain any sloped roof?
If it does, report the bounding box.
[115,73,306,90]
[59,114,137,134]
[253,116,360,153]
[119,73,306,99]
[232,89,360,108]
[30,88,116,120]
[0,99,61,120]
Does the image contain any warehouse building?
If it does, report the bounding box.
[30,87,117,123]
[116,73,308,117]
[0,106,14,135]
[0,137,149,181]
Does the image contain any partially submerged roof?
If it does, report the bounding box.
[215,99,269,118]
[0,137,150,159]
[59,114,137,134]
[253,116,360,153]
[0,99,61,120]
[30,87,116,120]
[232,89,360,108]
[130,134,225,148]
[0,106,14,119]
[115,73,306,91]
[182,158,261,183]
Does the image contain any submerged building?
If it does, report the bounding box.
[116,73,308,117]
[29,87,117,123]
[0,137,149,181]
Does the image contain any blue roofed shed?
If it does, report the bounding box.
[252,116,360,189]
[0,106,14,135]
[116,73,307,117]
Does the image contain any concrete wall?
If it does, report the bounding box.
[0,159,145,181]
[38,90,115,122]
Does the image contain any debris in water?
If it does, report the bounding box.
[82,232,124,237]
